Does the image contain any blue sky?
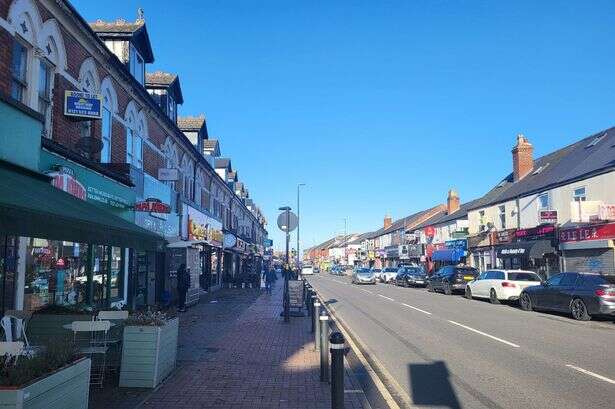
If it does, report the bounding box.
[73,0,615,251]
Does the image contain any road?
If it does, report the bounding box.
[306,273,615,409]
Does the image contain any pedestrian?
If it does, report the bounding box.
[177,263,190,312]
[264,267,276,295]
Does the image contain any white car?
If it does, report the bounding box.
[380,267,399,283]
[465,269,542,304]
[301,265,314,275]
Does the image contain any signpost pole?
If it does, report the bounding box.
[285,209,290,322]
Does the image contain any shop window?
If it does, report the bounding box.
[24,239,89,312]
[11,39,29,103]
[573,187,586,202]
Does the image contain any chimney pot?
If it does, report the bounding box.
[447,189,460,215]
[384,214,392,230]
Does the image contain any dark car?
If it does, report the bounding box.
[427,266,479,295]
[395,267,427,287]
[519,272,615,321]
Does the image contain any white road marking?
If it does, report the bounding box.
[378,294,395,301]
[401,303,432,315]
[448,320,520,348]
[566,365,615,385]
[359,288,372,294]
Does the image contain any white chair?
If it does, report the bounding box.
[96,311,128,372]
[96,310,128,321]
[72,320,111,388]
[0,341,24,366]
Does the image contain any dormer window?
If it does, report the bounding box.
[129,44,144,85]
[168,94,176,122]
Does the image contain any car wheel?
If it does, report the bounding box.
[489,289,500,304]
[443,282,452,295]
[519,293,532,311]
[570,298,591,321]
[465,286,473,300]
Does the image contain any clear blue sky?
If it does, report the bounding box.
[73,0,615,252]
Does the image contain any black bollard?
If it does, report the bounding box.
[310,295,317,332]
[330,332,345,409]
[313,300,321,350]
[319,312,330,382]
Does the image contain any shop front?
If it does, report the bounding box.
[385,245,399,267]
[467,232,494,272]
[400,244,424,265]
[495,225,558,278]
[132,174,180,308]
[559,222,615,275]
[432,239,468,267]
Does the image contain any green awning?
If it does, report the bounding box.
[0,161,165,250]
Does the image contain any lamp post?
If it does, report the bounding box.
[279,206,292,322]
[343,218,348,267]
[297,183,306,269]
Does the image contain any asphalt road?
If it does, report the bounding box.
[306,273,615,409]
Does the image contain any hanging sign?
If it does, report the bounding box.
[539,210,558,224]
[64,91,102,119]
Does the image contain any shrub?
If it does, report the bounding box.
[0,341,78,387]
[125,308,176,327]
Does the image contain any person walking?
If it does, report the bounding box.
[177,263,190,312]
[264,267,277,295]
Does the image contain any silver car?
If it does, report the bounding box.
[352,268,377,285]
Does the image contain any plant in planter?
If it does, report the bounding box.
[119,309,179,388]
[0,341,91,409]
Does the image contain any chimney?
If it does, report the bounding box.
[447,189,460,215]
[384,214,392,230]
[512,134,534,182]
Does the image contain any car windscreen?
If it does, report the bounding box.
[455,268,478,276]
[406,268,423,275]
[356,269,371,274]
[507,272,541,281]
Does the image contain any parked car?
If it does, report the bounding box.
[352,268,377,285]
[330,265,344,275]
[519,272,615,321]
[465,270,542,304]
[380,267,399,283]
[301,265,314,275]
[370,268,382,281]
[395,266,427,287]
[427,266,479,295]
[313,266,320,274]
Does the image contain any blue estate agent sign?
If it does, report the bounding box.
[445,239,467,251]
[64,91,102,119]
[264,239,273,247]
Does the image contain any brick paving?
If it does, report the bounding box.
[137,279,371,409]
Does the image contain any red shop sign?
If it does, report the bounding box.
[515,224,555,239]
[134,198,171,214]
[559,222,615,243]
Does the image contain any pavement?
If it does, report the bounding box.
[307,273,615,409]
[91,276,373,409]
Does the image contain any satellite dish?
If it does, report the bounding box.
[76,137,103,155]
[277,211,298,233]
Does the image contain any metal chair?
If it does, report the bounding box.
[0,341,24,366]
[96,311,128,372]
[71,320,111,388]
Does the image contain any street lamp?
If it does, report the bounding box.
[297,183,306,268]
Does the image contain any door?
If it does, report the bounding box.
[535,273,564,309]
[478,271,496,297]
[472,271,489,297]
[553,273,578,311]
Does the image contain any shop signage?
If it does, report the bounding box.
[223,233,237,249]
[135,175,179,237]
[235,239,247,253]
[494,229,515,244]
[64,91,102,119]
[134,198,171,214]
[405,233,417,242]
[539,210,558,224]
[467,232,491,249]
[599,204,615,221]
[515,224,555,240]
[405,244,423,258]
[500,248,526,255]
[186,206,223,247]
[46,166,87,201]
[158,168,179,181]
[559,222,615,243]
[445,239,467,251]
[264,239,273,247]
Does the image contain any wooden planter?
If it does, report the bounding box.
[0,358,91,409]
[27,314,93,344]
[119,317,179,388]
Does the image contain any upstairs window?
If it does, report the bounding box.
[167,94,176,122]
[573,187,586,202]
[37,60,52,135]
[11,39,28,103]
[129,45,145,85]
[478,210,486,232]
[537,193,550,210]
[498,205,506,229]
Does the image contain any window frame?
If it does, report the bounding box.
[101,106,112,163]
[498,205,506,229]
[11,37,29,103]
[537,193,550,210]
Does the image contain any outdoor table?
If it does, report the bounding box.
[62,322,116,330]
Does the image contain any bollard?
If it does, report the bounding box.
[313,300,321,350]
[307,289,313,317]
[311,295,318,331]
[319,312,330,382]
[330,332,346,409]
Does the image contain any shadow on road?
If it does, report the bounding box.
[324,298,338,305]
[408,361,461,409]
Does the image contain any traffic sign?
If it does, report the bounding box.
[277,211,298,232]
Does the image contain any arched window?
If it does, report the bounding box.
[100,78,117,163]
[124,102,142,169]
[180,154,194,201]
[195,169,205,207]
